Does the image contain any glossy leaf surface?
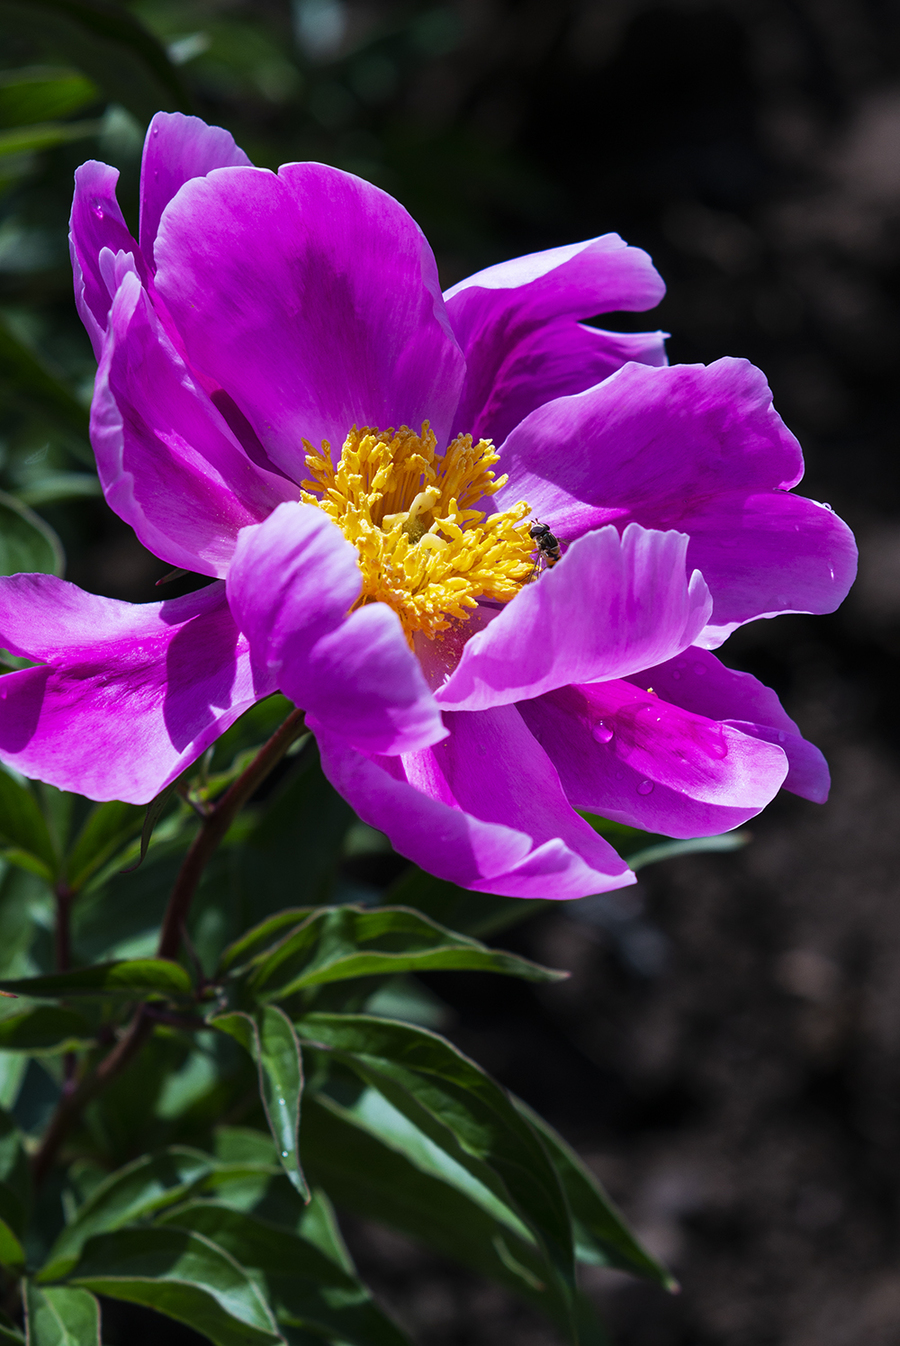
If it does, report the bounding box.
[212,1008,307,1198]
[160,1202,409,1345]
[24,1285,99,1346]
[240,905,565,999]
[67,1227,282,1346]
[297,1012,576,1317]
[0,961,192,999]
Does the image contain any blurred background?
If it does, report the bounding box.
[2,1,900,1342]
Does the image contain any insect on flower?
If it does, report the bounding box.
[529,519,564,576]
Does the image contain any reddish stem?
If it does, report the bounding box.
[30,708,307,1184]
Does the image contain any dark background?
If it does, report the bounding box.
[6,1,900,1342]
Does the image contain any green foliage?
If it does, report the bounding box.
[0,701,703,1342]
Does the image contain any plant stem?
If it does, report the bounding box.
[31,1011,152,1186]
[30,707,307,1184]
[157,707,306,960]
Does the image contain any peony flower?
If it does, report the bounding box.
[0,113,856,899]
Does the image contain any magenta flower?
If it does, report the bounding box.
[0,113,856,899]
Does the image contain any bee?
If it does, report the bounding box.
[528,519,563,578]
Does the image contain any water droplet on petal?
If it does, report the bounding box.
[93,204,104,219]
[592,721,613,744]
[671,670,681,680]
[693,661,707,675]
[637,779,654,795]
[778,730,786,743]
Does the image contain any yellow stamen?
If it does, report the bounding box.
[302,422,533,641]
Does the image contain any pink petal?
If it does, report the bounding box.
[0,576,272,804]
[446,234,666,444]
[435,525,711,712]
[154,162,465,482]
[93,272,297,577]
[314,705,634,899]
[495,357,856,632]
[520,680,788,838]
[139,111,251,263]
[626,646,830,803]
[227,503,446,756]
[69,161,145,358]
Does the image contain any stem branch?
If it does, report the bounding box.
[157,708,306,960]
[30,707,307,1184]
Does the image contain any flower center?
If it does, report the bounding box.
[301,423,533,641]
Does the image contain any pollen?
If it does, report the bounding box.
[301,422,534,641]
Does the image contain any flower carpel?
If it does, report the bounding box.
[302,423,533,640]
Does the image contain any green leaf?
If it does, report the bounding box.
[241,906,566,1000]
[0,770,57,883]
[120,780,181,874]
[25,1285,99,1346]
[212,1008,307,1199]
[0,1217,24,1271]
[513,1100,675,1288]
[218,911,320,978]
[0,491,64,580]
[0,1108,29,1235]
[627,831,749,870]
[382,867,547,938]
[0,1,191,125]
[0,319,89,447]
[579,813,748,869]
[0,1007,93,1053]
[159,1203,410,1346]
[0,120,101,158]
[40,1147,217,1282]
[301,1092,572,1331]
[0,66,99,127]
[0,960,192,999]
[65,801,144,892]
[16,476,101,509]
[297,1013,576,1319]
[66,1227,281,1346]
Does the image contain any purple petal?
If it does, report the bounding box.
[436,525,711,713]
[626,646,830,803]
[495,357,856,631]
[0,576,272,804]
[139,111,251,264]
[674,491,858,646]
[69,161,145,358]
[154,163,465,481]
[314,705,635,898]
[227,503,446,756]
[445,235,666,445]
[93,272,297,577]
[520,680,788,838]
